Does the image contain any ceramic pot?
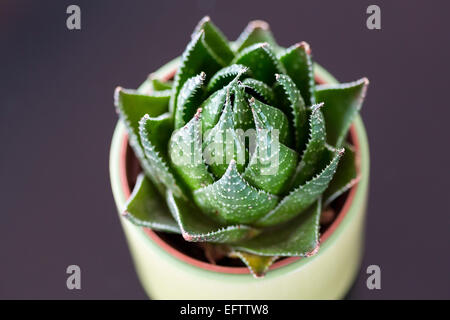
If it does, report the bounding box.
[109,59,370,299]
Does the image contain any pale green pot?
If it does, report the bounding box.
[109,59,370,300]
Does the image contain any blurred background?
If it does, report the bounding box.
[1,0,449,299]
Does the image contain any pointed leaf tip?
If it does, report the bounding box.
[169,106,214,191]
[235,20,277,53]
[237,66,249,77]
[274,73,308,149]
[171,24,223,111]
[175,72,206,129]
[182,231,194,241]
[297,41,311,55]
[279,43,315,105]
[139,113,184,197]
[323,143,359,206]
[288,101,327,188]
[229,251,278,278]
[233,42,284,85]
[248,20,270,30]
[306,243,320,257]
[192,16,234,66]
[311,102,324,113]
[316,77,369,147]
[115,88,171,193]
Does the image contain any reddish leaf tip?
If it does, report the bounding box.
[114,86,123,103]
[195,108,203,119]
[298,41,311,55]
[182,231,194,241]
[248,20,270,31]
[306,243,320,257]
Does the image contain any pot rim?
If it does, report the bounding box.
[117,65,362,275]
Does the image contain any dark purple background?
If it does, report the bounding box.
[1,0,449,299]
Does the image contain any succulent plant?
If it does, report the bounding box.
[114,17,368,277]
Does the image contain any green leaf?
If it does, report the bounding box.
[115,88,170,134]
[255,149,343,227]
[274,73,307,151]
[202,90,246,177]
[201,70,247,134]
[150,78,173,91]
[242,78,275,105]
[279,42,315,105]
[248,96,289,144]
[194,16,235,66]
[194,160,279,225]
[228,251,278,278]
[140,113,173,155]
[323,144,359,206]
[233,199,321,256]
[169,109,214,191]
[123,173,180,233]
[289,103,327,188]
[200,87,227,134]
[139,113,184,198]
[243,134,298,196]
[315,78,369,147]
[206,64,249,94]
[243,98,298,195]
[232,42,285,85]
[234,20,278,52]
[170,30,222,113]
[114,88,170,193]
[232,83,253,131]
[167,190,259,243]
[174,72,206,129]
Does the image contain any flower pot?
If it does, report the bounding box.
[109,58,370,300]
